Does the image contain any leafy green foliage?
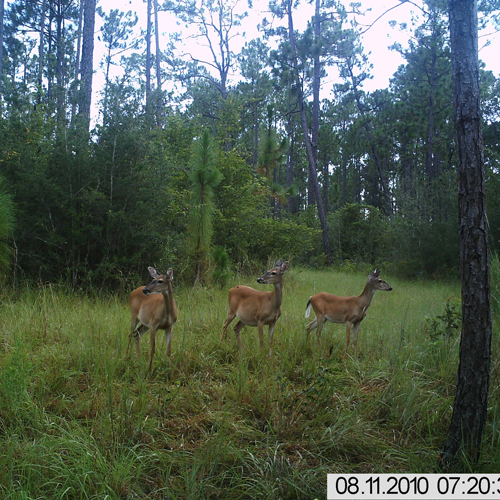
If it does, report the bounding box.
[425,298,462,342]
[0,177,15,274]
[328,203,392,264]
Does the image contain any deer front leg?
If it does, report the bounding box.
[165,327,172,357]
[257,321,265,349]
[149,328,156,372]
[345,321,352,357]
[268,322,276,357]
[351,322,361,358]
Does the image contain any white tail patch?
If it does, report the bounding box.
[305,300,312,318]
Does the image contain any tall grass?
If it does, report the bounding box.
[0,269,498,498]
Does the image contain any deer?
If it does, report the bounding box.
[305,269,392,357]
[221,259,290,355]
[127,266,178,372]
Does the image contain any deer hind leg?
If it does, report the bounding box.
[305,317,318,337]
[221,311,236,341]
[127,317,140,354]
[316,316,327,345]
[129,322,148,356]
[233,320,245,350]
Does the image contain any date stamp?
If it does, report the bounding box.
[327,474,500,499]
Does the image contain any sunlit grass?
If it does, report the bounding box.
[0,268,498,498]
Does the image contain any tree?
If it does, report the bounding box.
[0,0,5,105]
[97,7,138,126]
[269,0,335,260]
[440,0,492,470]
[78,0,96,130]
[188,129,223,284]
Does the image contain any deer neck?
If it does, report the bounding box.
[271,280,284,309]
[161,283,175,314]
[358,282,376,310]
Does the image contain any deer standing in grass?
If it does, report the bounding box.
[305,269,392,357]
[221,259,290,355]
[127,267,178,372]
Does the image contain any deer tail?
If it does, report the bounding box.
[305,299,312,319]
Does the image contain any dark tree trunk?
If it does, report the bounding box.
[154,0,162,123]
[146,0,152,120]
[0,0,4,106]
[286,0,331,260]
[71,0,83,124]
[440,0,491,471]
[79,0,96,130]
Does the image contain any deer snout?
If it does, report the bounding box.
[257,277,265,284]
[143,288,151,295]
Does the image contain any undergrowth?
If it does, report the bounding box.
[0,269,498,499]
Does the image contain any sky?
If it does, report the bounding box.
[92,0,500,112]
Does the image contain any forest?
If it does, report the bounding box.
[0,0,499,495]
[0,0,499,289]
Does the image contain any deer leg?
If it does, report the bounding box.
[257,321,265,349]
[127,318,140,355]
[268,322,276,357]
[221,312,236,341]
[316,316,327,345]
[351,322,361,358]
[305,317,317,336]
[345,321,352,357]
[233,321,245,350]
[149,328,156,372]
[165,326,172,357]
[131,323,149,356]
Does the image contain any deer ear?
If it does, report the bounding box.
[275,258,283,268]
[167,269,174,279]
[281,261,290,273]
[371,269,379,277]
[148,266,160,279]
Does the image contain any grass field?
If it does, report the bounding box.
[0,267,499,499]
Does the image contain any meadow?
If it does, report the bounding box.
[0,267,499,499]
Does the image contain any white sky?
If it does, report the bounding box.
[92,0,500,113]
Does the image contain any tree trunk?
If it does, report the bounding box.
[79,0,96,130]
[0,0,4,109]
[440,0,491,471]
[154,0,162,123]
[286,0,332,260]
[146,0,152,120]
[71,0,83,124]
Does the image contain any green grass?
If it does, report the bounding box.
[0,269,499,499]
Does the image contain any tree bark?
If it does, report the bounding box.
[146,0,152,120]
[0,0,4,108]
[154,0,162,123]
[286,0,332,260]
[440,0,491,471]
[79,0,96,130]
